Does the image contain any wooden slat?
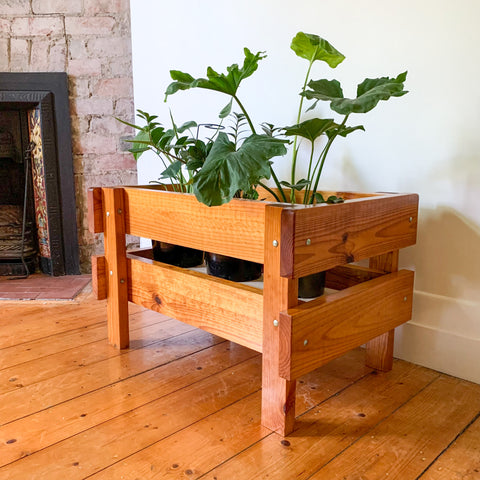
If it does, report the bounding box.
[87,187,104,233]
[279,270,414,380]
[365,250,400,371]
[127,253,264,352]
[123,187,269,264]
[280,193,419,278]
[91,255,107,300]
[103,187,129,349]
[325,264,385,290]
[309,375,480,480]
[261,205,299,435]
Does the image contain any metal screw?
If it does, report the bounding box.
[303,339,308,346]
[272,240,278,247]
[403,296,407,302]
[109,270,113,276]
[120,279,125,284]
[106,211,110,217]
[273,320,279,327]
[117,209,122,215]
[409,216,413,222]
[306,238,311,246]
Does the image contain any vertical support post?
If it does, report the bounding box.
[365,250,399,371]
[103,187,129,349]
[262,205,298,435]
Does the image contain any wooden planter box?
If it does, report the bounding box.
[88,185,418,436]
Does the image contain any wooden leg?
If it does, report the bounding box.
[365,251,399,371]
[103,188,129,349]
[262,206,298,435]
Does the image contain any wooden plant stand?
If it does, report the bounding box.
[88,186,418,436]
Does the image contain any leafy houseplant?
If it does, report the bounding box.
[126,32,408,291]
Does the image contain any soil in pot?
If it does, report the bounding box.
[298,271,326,298]
[152,241,204,268]
[205,252,262,282]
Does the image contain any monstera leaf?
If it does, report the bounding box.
[304,72,408,115]
[283,118,336,143]
[165,48,267,101]
[291,32,345,67]
[192,132,287,206]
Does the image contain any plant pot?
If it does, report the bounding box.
[298,271,326,298]
[205,252,262,282]
[152,241,204,268]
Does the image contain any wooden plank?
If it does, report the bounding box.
[365,250,399,371]
[127,254,264,352]
[103,187,129,349]
[280,193,418,278]
[87,187,104,233]
[420,415,480,480]
[261,205,299,435]
[200,361,439,480]
[0,357,262,479]
[0,340,255,469]
[123,187,269,264]
[279,270,414,380]
[325,264,384,290]
[309,375,480,480]
[91,255,107,300]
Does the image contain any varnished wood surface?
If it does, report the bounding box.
[1,291,479,479]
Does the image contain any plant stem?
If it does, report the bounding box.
[310,114,349,203]
[233,94,256,134]
[258,181,281,202]
[304,140,316,204]
[290,58,315,203]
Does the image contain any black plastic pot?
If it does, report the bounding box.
[205,252,262,282]
[298,271,326,298]
[152,241,204,268]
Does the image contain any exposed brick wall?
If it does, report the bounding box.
[0,0,137,272]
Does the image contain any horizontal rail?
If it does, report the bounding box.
[280,193,419,278]
[278,270,414,380]
[127,253,264,352]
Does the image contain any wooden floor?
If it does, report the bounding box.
[1,288,479,480]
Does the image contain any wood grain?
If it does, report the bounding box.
[123,187,269,264]
[280,193,418,278]
[261,205,299,435]
[103,187,129,349]
[87,187,104,233]
[325,264,385,290]
[91,255,107,300]
[127,253,264,352]
[279,270,414,380]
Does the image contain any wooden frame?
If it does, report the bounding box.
[88,186,418,436]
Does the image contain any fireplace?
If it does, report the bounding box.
[0,73,80,276]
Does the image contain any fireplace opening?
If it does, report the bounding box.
[0,73,80,277]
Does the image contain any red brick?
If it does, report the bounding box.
[84,0,128,15]
[1,0,30,15]
[32,0,83,14]
[0,18,11,36]
[68,58,102,76]
[90,115,132,135]
[10,38,30,71]
[65,16,116,35]
[11,16,64,36]
[87,36,130,58]
[73,132,117,155]
[94,77,133,98]
[68,38,89,60]
[0,39,9,70]
[71,97,113,116]
[114,98,134,119]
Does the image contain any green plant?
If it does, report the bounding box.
[160,32,408,206]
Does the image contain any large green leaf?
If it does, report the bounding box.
[193,132,287,206]
[283,118,336,143]
[165,48,266,101]
[290,32,345,67]
[304,71,408,115]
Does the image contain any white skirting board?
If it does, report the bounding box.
[394,290,480,384]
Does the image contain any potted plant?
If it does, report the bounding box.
[153,32,408,293]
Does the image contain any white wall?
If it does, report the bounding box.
[130,0,480,383]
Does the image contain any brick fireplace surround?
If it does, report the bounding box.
[0,0,136,273]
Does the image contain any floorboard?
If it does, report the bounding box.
[0,291,479,479]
